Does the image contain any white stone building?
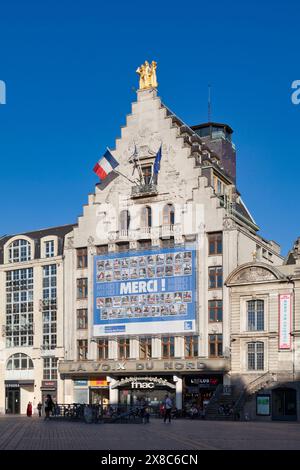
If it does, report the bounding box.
[58,86,283,412]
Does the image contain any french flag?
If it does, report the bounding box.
[93,149,119,182]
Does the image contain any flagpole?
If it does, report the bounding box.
[133,143,145,185]
[113,170,137,185]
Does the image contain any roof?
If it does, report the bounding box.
[0,224,76,263]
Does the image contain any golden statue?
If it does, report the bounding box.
[136,60,158,90]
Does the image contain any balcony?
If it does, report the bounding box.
[131,183,158,198]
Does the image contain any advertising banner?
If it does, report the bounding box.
[279,294,292,350]
[256,395,270,416]
[93,247,197,336]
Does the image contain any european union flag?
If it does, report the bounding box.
[154,145,162,175]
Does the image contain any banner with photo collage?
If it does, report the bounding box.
[93,247,197,336]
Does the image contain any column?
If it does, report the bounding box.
[108,376,118,405]
[174,375,183,410]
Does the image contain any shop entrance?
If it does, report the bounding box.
[90,388,109,407]
[6,388,20,414]
[272,387,297,421]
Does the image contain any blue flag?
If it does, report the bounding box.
[154,145,162,175]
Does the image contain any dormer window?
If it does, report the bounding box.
[141,165,153,185]
[8,239,31,263]
[45,240,55,258]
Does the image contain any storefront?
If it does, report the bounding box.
[114,376,176,411]
[5,380,34,414]
[183,374,223,410]
[40,381,57,406]
[89,379,109,406]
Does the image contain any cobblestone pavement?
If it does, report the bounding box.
[0,416,300,450]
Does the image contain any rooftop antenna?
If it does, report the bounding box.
[208,84,212,122]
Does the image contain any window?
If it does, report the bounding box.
[5,268,34,347]
[141,206,152,228]
[248,342,264,370]
[141,165,153,185]
[43,357,58,380]
[42,265,57,350]
[77,309,88,330]
[247,300,264,331]
[208,233,222,255]
[213,176,225,195]
[7,353,33,370]
[138,240,152,250]
[139,337,152,359]
[8,239,31,263]
[119,210,130,231]
[163,204,175,226]
[117,242,130,252]
[77,248,88,269]
[77,340,88,361]
[118,338,130,359]
[45,240,55,258]
[162,336,175,358]
[208,267,223,289]
[97,339,109,360]
[209,300,223,322]
[161,238,175,248]
[185,336,198,358]
[209,334,223,357]
[77,278,88,299]
[96,245,108,255]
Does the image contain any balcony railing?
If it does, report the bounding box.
[131,183,158,198]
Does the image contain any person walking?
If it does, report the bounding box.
[37,402,42,417]
[163,394,173,423]
[26,402,32,417]
[44,394,54,420]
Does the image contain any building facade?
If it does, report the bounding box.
[225,237,300,421]
[58,86,282,412]
[0,226,73,414]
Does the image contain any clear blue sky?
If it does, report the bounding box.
[0,0,299,255]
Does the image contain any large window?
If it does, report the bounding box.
[141,206,152,228]
[248,342,264,370]
[118,338,130,359]
[208,233,222,255]
[139,337,152,359]
[7,353,33,370]
[209,334,223,357]
[6,268,34,347]
[208,300,223,322]
[184,336,199,358]
[163,204,175,226]
[42,265,57,350]
[162,336,175,358]
[119,210,130,231]
[141,165,153,185]
[77,248,88,269]
[208,267,223,289]
[77,340,88,361]
[77,278,88,299]
[43,357,58,380]
[247,300,264,331]
[8,239,31,263]
[97,339,109,360]
[45,240,55,258]
[77,308,88,330]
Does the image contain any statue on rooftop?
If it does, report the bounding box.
[136,60,158,90]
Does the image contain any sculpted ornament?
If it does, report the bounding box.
[235,267,276,283]
[136,61,158,90]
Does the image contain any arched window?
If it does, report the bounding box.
[8,239,31,263]
[119,210,130,231]
[141,206,152,228]
[247,342,264,371]
[163,204,175,226]
[247,300,264,331]
[6,353,34,370]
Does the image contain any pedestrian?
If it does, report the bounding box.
[26,401,32,417]
[163,394,173,423]
[44,394,54,420]
[37,401,42,417]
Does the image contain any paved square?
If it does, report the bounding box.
[0,416,300,450]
